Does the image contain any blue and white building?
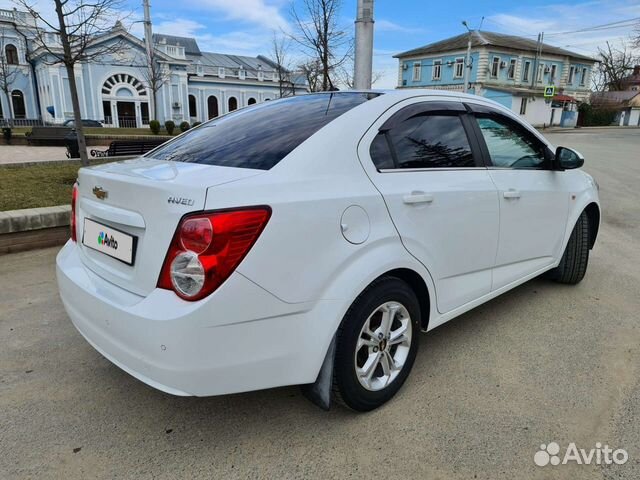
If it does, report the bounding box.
[0,8,307,127]
[395,31,597,127]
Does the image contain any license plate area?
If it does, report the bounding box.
[82,218,137,265]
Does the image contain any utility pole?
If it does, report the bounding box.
[142,0,154,115]
[531,32,542,89]
[462,21,472,94]
[354,0,374,90]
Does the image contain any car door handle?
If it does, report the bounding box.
[403,192,434,205]
[503,189,521,199]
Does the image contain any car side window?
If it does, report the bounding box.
[370,113,475,170]
[475,116,546,169]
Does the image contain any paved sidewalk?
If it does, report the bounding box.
[0,145,107,164]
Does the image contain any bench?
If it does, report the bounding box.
[25,127,72,146]
[90,139,168,158]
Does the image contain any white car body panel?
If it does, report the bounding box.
[56,89,600,398]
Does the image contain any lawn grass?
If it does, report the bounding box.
[0,161,110,211]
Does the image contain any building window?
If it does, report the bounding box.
[580,67,587,86]
[102,101,112,123]
[519,97,527,115]
[568,66,575,84]
[508,59,517,79]
[5,44,19,65]
[218,67,225,78]
[141,103,150,125]
[228,96,238,112]
[412,62,421,81]
[207,96,219,119]
[248,97,257,105]
[188,94,197,119]
[11,90,26,119]
[454,58,464,78]
[432,60,441,80]
[537,64,544,83]
[522,61,531,82]
[491,57,500,78]
[550,64,557,83]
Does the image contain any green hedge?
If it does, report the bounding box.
[579,104,618,126]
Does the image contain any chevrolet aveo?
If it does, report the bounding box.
[56,90,600,411]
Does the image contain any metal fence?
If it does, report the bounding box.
[117,118,138,128]
[0,118,45,127]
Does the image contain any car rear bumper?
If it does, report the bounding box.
[56,241,339,396]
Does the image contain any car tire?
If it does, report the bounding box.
[547,210,590,285]
[332,276,421,411]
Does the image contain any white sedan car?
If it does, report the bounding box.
[56,90,600,411]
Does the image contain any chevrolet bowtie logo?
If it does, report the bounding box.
[92,186,108,200]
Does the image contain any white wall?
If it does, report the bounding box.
[511,96,553,127]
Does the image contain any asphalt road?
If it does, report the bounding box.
[1,128,639,480]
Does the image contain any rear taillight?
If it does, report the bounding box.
[157,207,271,301]
[71,182,78,242]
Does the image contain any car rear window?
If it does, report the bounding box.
[147,92,378,170]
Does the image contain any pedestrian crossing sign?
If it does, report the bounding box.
[544,86,555,98]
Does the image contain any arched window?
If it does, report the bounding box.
[5,44,19,65]
[11,90,26,119]
[228,97,238,112]
[207,96,219,119]
[188,94,197,119]
[101,73,146,96]
[264,98,271,101]
[247,97,257,105]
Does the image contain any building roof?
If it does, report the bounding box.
[395,30,596,62]
[152,33,201,55]
[187,52,277,72]
[591,90,640,106]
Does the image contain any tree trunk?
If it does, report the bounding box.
[152,88,158,121]
[54,0,89,165]
[65,63,89,165]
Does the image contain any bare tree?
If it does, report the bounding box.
[298,59,323,92]
[289,0,351,91]
[16,0,127,165]
[593,41,639,92]
[334,54,382,89]
[0,29,19,125]
[139,46,169,120]
[270,33,295,97]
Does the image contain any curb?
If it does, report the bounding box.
[0,205,70,255]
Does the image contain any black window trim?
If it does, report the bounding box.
[373,100,486,172]
[463,102,554,169]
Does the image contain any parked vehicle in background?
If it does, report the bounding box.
[63,119,103,128]
[56,90,600,411]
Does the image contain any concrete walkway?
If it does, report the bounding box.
[0,145,107,164]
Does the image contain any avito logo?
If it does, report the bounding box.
[98,231,118,250]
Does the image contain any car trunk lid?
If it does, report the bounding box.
[76,157,263,296]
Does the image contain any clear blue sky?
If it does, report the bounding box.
[3,0,639,87]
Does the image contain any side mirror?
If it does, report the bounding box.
[555,146,584,170]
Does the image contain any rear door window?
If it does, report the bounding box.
[147,93,377,170]
[370,111,477,170]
